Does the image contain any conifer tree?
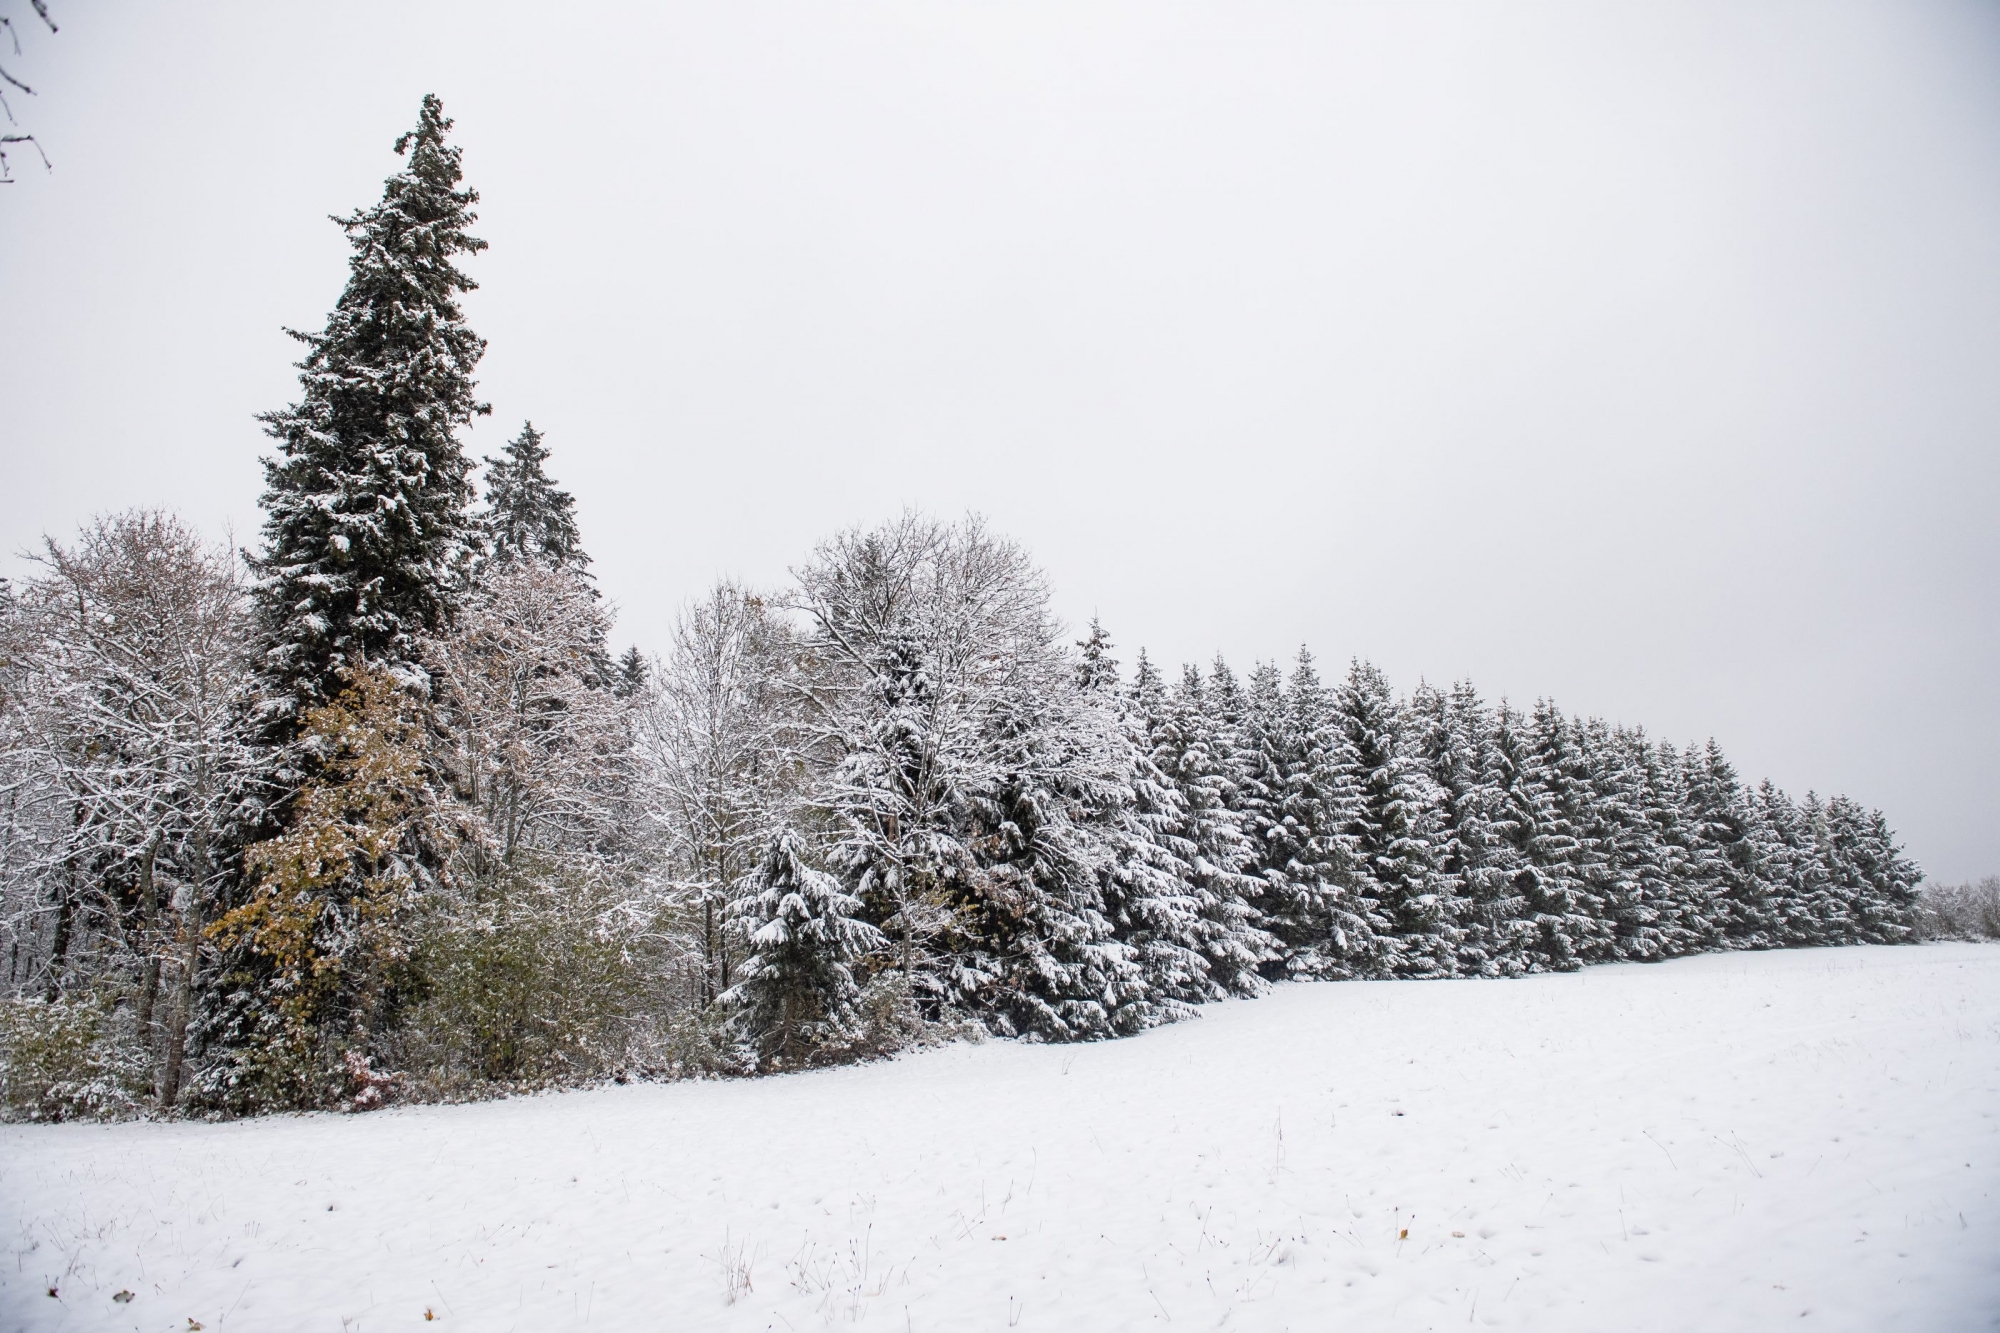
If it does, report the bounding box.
[1262,650,1379,977]
[1575,722,1666,961]
[1411,681,1511,975]
[613,645,649,700]
[481,421,589,574]
[1148,665,1273,995]
[1086,634,1211,1019]
[253,95,489,718]
[1077,618,1121,694]
[1488,702,1556,972]
[960,678,1148,1039]
[1748,779,1817,946]
[1512,701,1605,969]
[1231,662,1291,931]
[724,829,884,1066]
[1681,739,1765,947]
[1337,661,1453,977]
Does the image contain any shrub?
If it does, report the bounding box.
[0,995,150,1122]
[1916,876,2000,941]
[394,862,680,1092]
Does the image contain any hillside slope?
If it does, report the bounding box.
[4,944,1997,1332]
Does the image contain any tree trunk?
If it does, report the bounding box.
[43,876,75,1002]
[703,896,717,1006]
[135,836,162,1039]
[158,818,211,1112]
[156,892,203,1111]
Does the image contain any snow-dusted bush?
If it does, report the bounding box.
[1916,877,2000,941]
[0,995,150,1122]
[396,861,685,1091]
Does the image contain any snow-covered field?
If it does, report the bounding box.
[4,944,1997,1333]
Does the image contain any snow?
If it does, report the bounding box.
[5,944,1997,1332]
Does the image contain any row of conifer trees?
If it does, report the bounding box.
[0,96,1923,1116]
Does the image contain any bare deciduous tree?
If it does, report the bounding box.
[0,1,56,183]
[635,581,797,1004]
[0,511,257,1105]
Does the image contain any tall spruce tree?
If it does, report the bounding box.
[481,421,589,573]
[1337,661,1453,977]
[1086,633,1212,1019]
[253,95,489,718]
[1151,665,1273,995]
[1412,680,1509,976]
[1262,650,1380,977]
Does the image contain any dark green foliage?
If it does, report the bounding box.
[253,94,488,717]
[725,830,884,1065]
[481,421,589,574]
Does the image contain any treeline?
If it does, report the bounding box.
[0,98,1925,1119]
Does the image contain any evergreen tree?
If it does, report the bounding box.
[1086,636,1211,1019]
[1076,618,1121,694]
[1683,739,1768,947]
[957,675,1147,1040]
[1748,779,1819,947]
[1260,650,1380,977]
[1476,703,1542,974]
[1820,795,1921,944]
[1411,681,1511,976]
[1148,665,1273,996]
[481,421,589,574]
[253,95,489,718]
[613,645,649,700]
[1337,661,1453,976]
[1230,662,1291,936]
[1514,701,1609,969]
[724,829,884,1066]
[1575,722,1668,961]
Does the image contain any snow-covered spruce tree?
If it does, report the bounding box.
[1679,739,1767,949]
[723,829,883,1067]
[1750,780,1823,947]
[1487,702,1559,972]
[1820,795,1921,943]
[1256,650,1380,977]
[480,421,589,576]
[1570,721,1663,962]
[958,673,1148,1040]
[1509,701,1607,970]
[1149,665,1272,995]
[1410,680,1515,976]
[1230,662,1293,946]
[1080,632,1209,1021]
[252,94,488,722]
[1336,661,1454,977]
[614,646,649,699]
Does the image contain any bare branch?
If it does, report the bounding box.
[0,131,49,181]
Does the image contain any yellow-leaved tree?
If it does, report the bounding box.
[210,665,454,1108]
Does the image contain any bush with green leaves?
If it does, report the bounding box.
[0,995,151,1122]
[395,862,683,1091]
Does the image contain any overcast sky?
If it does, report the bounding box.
[2,1,1996,881]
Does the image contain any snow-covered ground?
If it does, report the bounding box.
[4,944,1997,1333]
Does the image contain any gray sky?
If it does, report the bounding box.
[3,1,1996,881]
